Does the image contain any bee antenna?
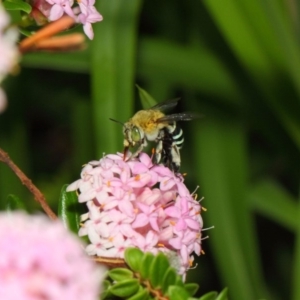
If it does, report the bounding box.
[109,118,124,126]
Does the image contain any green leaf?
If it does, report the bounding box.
[140,252,155,279]
[100,280,112,300]
[102,279,111,290]
[184,283,199,297]
[57,184,81,234]
[261,0,300,98]
[6,194,26,211]
[161,267,177,294]
[216,288,228,300]
[91,0,141,156]
[127,288,149,300]
[248,179,298,231]
[138,38,240,102]
[198,291,218,300]
[174,275,184,287]
[21,50,90,72]
[124,248,144,272]
[108,268,134,281]
[110,279,140,297]
[168,286,190,300]
[3,0,31,13]
[191,115,264,299]
[202,0,273,85]
[136,85,157,109]
[22,38,240,102]
[149,252,170,288]
[19,28,33,37]
[292,187,300,300]
[6,9,21,23]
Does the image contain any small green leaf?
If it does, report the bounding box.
[58,184,82,234]
[110,279,140,297]
[149,252,170,288]
[6,194,26,211]
[102,279,111,290]
[128,287,149,300]
[215,288,228,300]
[174,275,184,287]
[198,291,218,300]
[19,28,33,37]
[184,283,199,296]
[108,268,134,281]
[124,248,144,272]
[3,0,32,13]
[168,286,190,300]
[162,267,177,293]
[136,85,157,109]
[100,280,112,300]
[140,252,155,279]
[6,9,21,23]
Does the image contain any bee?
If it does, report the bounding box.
[113,99,196,173]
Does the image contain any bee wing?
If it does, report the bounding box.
[150,98,180,111]
[156,112,201,123]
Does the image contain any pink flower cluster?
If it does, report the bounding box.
[0,5,19,113]
[33,0,102,39]
[0,211,105,300]
[67,152,203,276]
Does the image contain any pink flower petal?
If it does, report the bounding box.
[185,218,200,231]
[175,218,188,231]
[0,212,105,298]
[132,213,148,228]
[48,4,64,20]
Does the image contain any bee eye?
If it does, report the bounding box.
[131,127,141,142]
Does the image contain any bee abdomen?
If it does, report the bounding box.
[171,125,184,149]
[154,124,184,173]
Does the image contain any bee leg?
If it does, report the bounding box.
[125,139,147,161]
[170,144,181,172]
[154,140,163,164]
[123,146,129,160]
[154,130,166,164]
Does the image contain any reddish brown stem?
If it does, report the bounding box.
[29,34,86,52]
[19,16,77,53]
[0,147,57,220]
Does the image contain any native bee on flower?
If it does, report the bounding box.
[111,99,196,173]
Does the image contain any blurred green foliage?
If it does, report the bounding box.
[0,0,299,299]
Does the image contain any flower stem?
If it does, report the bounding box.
[19,16,76,53]
[0,147,57,220]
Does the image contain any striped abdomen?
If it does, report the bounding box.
[155,122,184,172]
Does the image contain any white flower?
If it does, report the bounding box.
[68,152,204,277]
[0,4,19,113]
